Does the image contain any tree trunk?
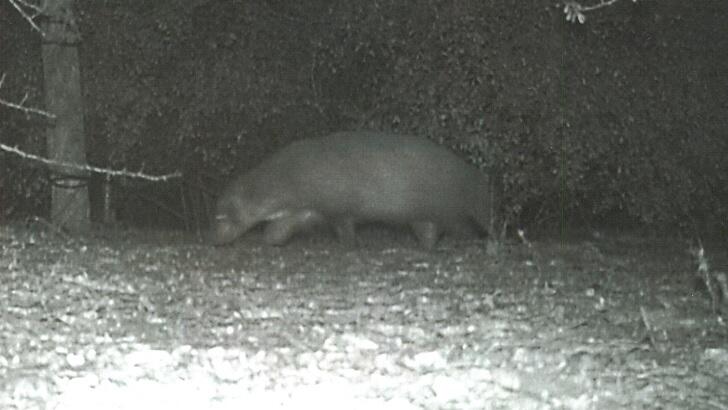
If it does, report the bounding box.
[42,0,89,232]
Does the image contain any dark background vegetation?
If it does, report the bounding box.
[1,0,726,236]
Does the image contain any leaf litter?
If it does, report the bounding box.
[0,224,727,409]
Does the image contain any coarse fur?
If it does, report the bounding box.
[212,131,493,248]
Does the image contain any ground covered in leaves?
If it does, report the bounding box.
[1,223,726,409]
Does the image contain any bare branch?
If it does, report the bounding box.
[0,143,182,182]
[15,0,43,13]
[0,72,56,119]
[7,0,45,35]
[0,95,55,118]
[581,0,622,12]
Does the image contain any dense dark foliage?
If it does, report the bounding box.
[1,0,726,234]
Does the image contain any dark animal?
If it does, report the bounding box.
[211,131,494,248]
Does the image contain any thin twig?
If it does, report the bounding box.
[0,73,55,119]
[0,143,181,181]
[0,96,54,118]
[15,0,43,13]
[581,0,621,12]
[7,0,45,35]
